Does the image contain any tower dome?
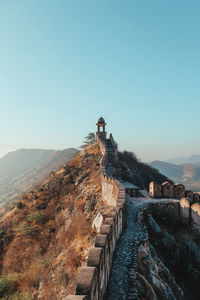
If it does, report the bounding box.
[97,116,106,125]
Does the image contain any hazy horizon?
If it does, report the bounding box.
[1,1,199,162]
[1,145,200,164]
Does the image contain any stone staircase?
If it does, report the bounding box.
[105,139,117,177]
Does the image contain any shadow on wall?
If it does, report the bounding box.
[148,201,180,226]
[191,203,200,232]
[148,198,200,235]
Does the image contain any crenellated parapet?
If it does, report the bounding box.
[179,198,200,231]
[150,180,200,204]
[66,119,125,300]
[149,180,200,201]
[143,197,200,235]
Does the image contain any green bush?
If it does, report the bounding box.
[15,222,33,236]
[1,291,34,300]
[27,212,45,224]
[16,202,24,209]
[0,274,18,297]
[0,229,5,238]
[87,195,96,212]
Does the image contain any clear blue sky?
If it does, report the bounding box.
[0,0,200,161]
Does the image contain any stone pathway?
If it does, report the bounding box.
[105,196,148,300]
[105,196,179,300]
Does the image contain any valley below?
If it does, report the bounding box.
[0,148,78,214]
[150,160,200,192]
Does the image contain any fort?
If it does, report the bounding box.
[66,117,200,300]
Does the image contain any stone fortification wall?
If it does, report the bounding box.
[150,181,200,202]
[148,201,180,218]
[66,138,126,300]
[191,203,200,231]
[180,197,191,223]
[179,198,200,231]
[147,198,200,235]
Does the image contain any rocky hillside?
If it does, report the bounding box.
[138,208,200,300]
[118,151,171,189]
[0,144,186,300]
[150,160,200,191]
[0,143,112,300]
[0,148,78,213]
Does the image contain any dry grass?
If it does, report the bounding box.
[0,143,110,299]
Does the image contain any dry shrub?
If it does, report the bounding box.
[87,143,100,155]
[55,211,66,228]
[3,238,42,273]
[66,215,91,242]
[69,154,81,166]
[75,198,85,213]
[44,201,56,219]
[63,195,75,211]
[36,281,60,300]
[46,219,56,233]
[19,264,42,290]
[86,195,96,212]
[57,226,68,248]
[67,248,82,269]
[25,193,35,202]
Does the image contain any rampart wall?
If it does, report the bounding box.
[150,181,200,202]
[66,138,126,300]
[139,198,200,235]
[180,198,200,232]
[148,201,180,219]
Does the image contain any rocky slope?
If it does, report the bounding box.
[1,143,197,300]
[136,209,200,300]
[118,151,170,189]
[0,148,78,214]
[0,143,112,300]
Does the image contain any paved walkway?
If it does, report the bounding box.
[105,196,179,300]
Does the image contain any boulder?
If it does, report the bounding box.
[92,213,103,233]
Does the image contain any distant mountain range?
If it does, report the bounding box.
[0,148,78,211]
[166,154,200,166]
[150,160,200,192]
[2,148,200,214]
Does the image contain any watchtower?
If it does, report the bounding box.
[96,116,107,141]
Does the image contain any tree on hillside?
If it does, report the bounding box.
[80,132,96,149]
[118,151,171,190]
